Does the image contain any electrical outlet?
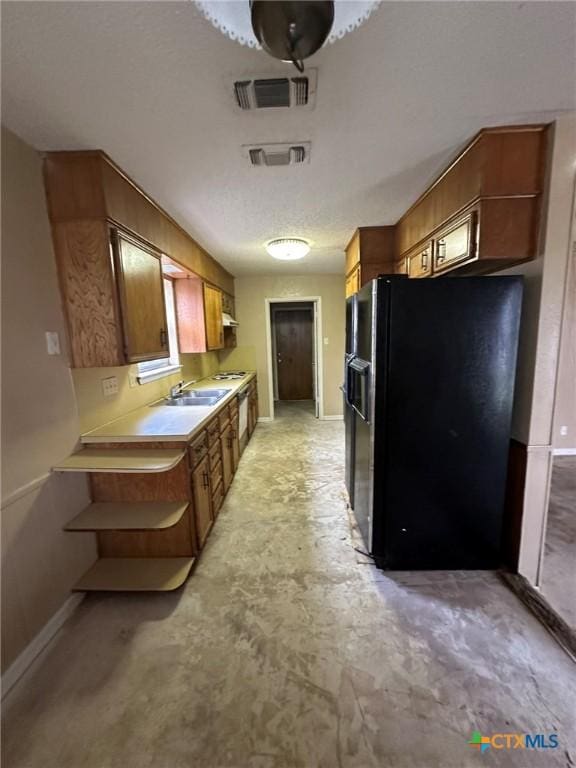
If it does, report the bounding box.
[560,425,568,437]
[45,331,61,355]
[323,337,329,345]
[128,369,138,388]
[101,376,119,398]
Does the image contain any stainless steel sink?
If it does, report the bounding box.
[183,389,230,398]
[152,388,230,408]
[160,396,219,407]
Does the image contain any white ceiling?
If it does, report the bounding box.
[2,1,575,276]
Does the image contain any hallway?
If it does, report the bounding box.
[3,409,576,768]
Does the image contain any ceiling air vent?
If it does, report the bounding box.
[243,142,311,167]
[233,70,317,111]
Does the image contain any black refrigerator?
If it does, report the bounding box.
[345,275,523,570]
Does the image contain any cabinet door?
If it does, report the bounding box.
[114,231,169,362]
[204,284,224,350]
[230,418,240,473]
[434,211,477,274]
[192,456,213,548]
[407,241,433,278]
[220,425,233,493]
[174,277,207,353]
[345,266,360,298]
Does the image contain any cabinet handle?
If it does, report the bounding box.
[160,328,167,347]
[421,250,428,270]
[436,240,446,263]
[202,471,209,489]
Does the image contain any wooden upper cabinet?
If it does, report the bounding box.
[344,226,396,296]
[204,284,224,350]
[113,232,168,362]
[407,240,433,279]
[43,150,235,367]
[174,277,208,353]
[174,279,225,352]
[395,125,550,273]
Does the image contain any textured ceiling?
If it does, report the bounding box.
[2,1,575,276]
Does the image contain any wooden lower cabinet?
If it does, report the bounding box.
[70,377,258,591]
[230,417,240,472]
[220,424,234,493]
[191,455,213,547]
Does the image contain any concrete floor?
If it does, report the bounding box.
[542,457,576,629]
[3,403,576,768]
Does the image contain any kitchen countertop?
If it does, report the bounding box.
[80,372,256,444]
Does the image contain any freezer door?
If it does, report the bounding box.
[377,276,523,569]
[352,280,378,551]
[345,295,357,358]
[344,401,356,508]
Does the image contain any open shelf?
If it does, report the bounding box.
[53,448,185,474]
[74,557,195,592]
[65,501,189,531]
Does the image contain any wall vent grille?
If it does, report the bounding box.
[233,70,317,110]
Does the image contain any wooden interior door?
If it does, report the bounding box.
[275,309,314,400]
[114,231,169,362]
[203,284,224,350]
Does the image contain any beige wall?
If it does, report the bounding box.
[1,127,97,673]
[234,275,345,418]
[72,352,220,434]
[495,115,576,583]
[552,204,576,452]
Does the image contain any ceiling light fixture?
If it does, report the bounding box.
[266,238,311,261]
[194,1,380,71]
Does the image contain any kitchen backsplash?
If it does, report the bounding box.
[72,347,257,434]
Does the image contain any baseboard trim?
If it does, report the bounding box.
[500,572,576,663]
[321,415,343,421]
[257,417,272,423]
[1,592,85,699]
[553,448,576,456]
[1,471,51,510]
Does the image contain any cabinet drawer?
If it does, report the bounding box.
[209,441,221,469]
[228,402,238,420]
[206,417,220,447]
[218,409,231,433]
[189,431,208,467]
[212,479,224,515]
[407,241,433,278]
[434,211,477,273]
[211,458,223,488]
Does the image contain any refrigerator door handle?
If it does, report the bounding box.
[345,360,355,408]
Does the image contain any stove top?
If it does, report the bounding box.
[212,371,247,381]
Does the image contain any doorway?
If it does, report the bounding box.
[265,297,323,420]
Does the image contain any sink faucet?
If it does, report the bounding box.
[169,379,197,399]
[170,380,184,398]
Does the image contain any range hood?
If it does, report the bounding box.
[222,312,239,327]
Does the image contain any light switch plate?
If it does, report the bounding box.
[560,425,568,436]
[323,337,329,345]
[45,331,61,355]
[101,376,119,398]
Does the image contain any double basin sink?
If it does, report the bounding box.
[154,388,231,408]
